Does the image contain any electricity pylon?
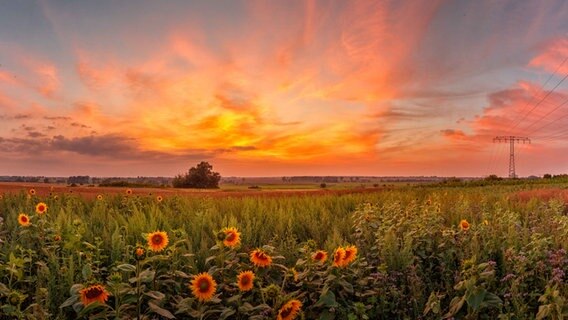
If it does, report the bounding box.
[493,136,531,178]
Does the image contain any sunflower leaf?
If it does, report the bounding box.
[148,301,176,319]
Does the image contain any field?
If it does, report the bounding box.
[1,183,568,319]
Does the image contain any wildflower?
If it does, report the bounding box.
[222,227,241,247]
[97,194,103,201]
[156,195,163,202]
[342,245,358,265]
[332,247,346,267]
[126,188,132,195]
[291,268,299,282]
[190,272,217,302]
[147,231,169,252]
[54,235,62,242]
[237,270,255,292]
[79,284,109,306]
[18,213,30,227]
[35,202,48,215]
[250,249,272,268]
[277,299,302,320]
[312,250,328,263]
[459,219,470,231]
[29,188,36,196]
[483,220,489,226]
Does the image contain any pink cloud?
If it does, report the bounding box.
[530,37,568,74]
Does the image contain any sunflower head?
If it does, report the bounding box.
[156,195,163,202]
[134,246,146,260]
[18,213,30,227]
[35,202,48,215]
[147,231,169,252]
[459,219,470,231]
[332,247,346,267]
[342,245,358,266]
[277,299,303,320]
[222,227,241,247]
[237,270,255,292]
[190,272,217,302]
[79,284,109,306]
[250,249,272,268]
[7,291,25,306]
[97,194,103,201]
[312,250,328,263]
[29,188,36,196]
[126,188,132,195]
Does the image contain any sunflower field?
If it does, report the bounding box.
[0,184,567,319]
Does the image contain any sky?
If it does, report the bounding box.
[1,0,568,177]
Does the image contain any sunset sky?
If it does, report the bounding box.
[1,0,568,177]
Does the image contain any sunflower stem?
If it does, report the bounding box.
[136,259,141,320]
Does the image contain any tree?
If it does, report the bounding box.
[173,161,221,189]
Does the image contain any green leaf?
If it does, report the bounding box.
[220,308,236,319]
[148,301,176,319]
[315,289,338,308]
[117,263,136,273]
[319,310,336,320]
[145,291,165,300]
[466,287,487,310]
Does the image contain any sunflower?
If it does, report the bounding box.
[312,250,328,263]
[79,284,109,306]
[222,227,241,247]
[277,299,302,320]
[29,188,36,196]
[126,188,132,195]
[134,246,146,260]
[332,247,346,267]
[341,245,358,266]
[190,272,217,302]
[35,202,48,215]
[18,213,30,227]
[97,194,103,201]
[459,219,470,231]
[156,195,163,202]
[250,249,272,268]
[237,270,255,292]
[147,231,169,252]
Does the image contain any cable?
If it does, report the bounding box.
[510,72,568,133]
[506,56,568,133]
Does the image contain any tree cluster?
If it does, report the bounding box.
[173,161,221,189]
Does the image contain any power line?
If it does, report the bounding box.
[509,72,568,133]
[520,87,568,134]
[508,57,568,133]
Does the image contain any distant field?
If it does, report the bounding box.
[0,181,387,199]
